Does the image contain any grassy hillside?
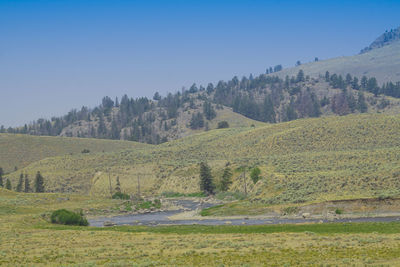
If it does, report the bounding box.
[274,41,400,84]
[0,134,148,173]
[6,114,400,206]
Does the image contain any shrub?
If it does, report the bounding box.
[81,149,90,154]
[112,192,130,200]
[50,209,89,226]
[282,206,299,215]
[335,208,343,215]
[135,199,162,210]
[217,121,229,129]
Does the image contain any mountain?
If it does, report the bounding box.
[4,113,400,205]
[360,26,400,54]
[272,27,400,84]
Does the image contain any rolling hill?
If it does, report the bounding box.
[273,34,400,84]
[5,113,400,206]
[0,134,148,173]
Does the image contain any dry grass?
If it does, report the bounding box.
[0,134,148,173]
[1,189,400,266]
[4,113,400,207]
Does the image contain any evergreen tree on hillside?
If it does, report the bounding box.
[284,100,298,122]
[199,162,215,195]
[345,74,353,85]
[352,77,360,90]
[220,167,232,191]
[97,113,106,137]
[361,76,368,90]
[24,174,31,193]
[296,70,305,82]
[206,83,214,95]
[203,101,216,120]
[6,179,12,190]
[0,167,3,187]
[115,176,121,193]
[153,92,161,101]
[111,119,120,139]
[34,171,45,193]
[357,92,368,113]
[16,173,24,192]
[367,77,379,96]
[325,71,330,82]
[190,113,204,129]
[262,95,276,123]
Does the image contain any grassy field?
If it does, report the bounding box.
[1,189,400,266]
[4,113,400,208]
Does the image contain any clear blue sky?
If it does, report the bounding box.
[1,0,399,127]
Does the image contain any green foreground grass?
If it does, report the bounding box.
[38,221,400,235]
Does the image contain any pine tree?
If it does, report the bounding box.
[6,179,12,190]
[325,71,330,82]
[34,171,45,193]
[16,173,24,192]
[115,176,121,193]
[296,70,305,82]
[199,162,215,195]
[203,101,216,120]
[0,167,3,187]
[220,167,232,191]
[24,174,30,193]
[357,92,368,113]
[262,95,276,123]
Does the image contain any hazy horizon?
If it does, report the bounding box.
[1,0,400,127]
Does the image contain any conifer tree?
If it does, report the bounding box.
[16,173,24,192]
[0,167,3,187]
[296,70,305,82]
[357,92,368,113]
[199,162,215,195]
[24,174,31,193]
[115,176,121,193]
[220,167,232,191]
[34,171,45,193]
[262,95,276,123]
[6,179,12,190]
[325,71,330,82]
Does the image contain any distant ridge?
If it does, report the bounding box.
[360,26,400,54]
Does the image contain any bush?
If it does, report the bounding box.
[217,121,229,129]
[50,209,89,226]
[112,192,130,200]
[282,206,299,215]
[135,199,162,210]
[81,149,90,153]
[250,167,261,184]
[335,208,343,215]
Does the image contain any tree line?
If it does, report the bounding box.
[199,162,262,196]
[0,167,45,193]
[3,69,399,143]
